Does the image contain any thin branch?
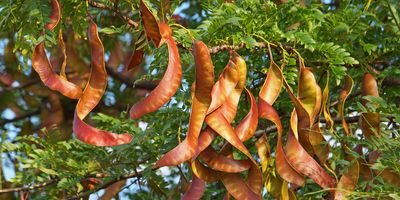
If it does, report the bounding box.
[0,179,58,193]
[208,42,286,54]
[67,172,141,200]
[4,80,41,91]
[382,76,400,86]
[105,65,158,90]
[255,115,360,137]
[0,109,40,126]
[87,0,138,28]
[385,0,400,31]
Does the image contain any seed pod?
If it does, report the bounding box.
[129,24,182,119]
[155,40,214,167]
[73,22,132,146]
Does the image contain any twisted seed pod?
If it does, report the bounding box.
[73,22,132,146]
[130,23,182,119]
[155,40,214,167]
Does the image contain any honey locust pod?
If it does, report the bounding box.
[32,0,82,99]
[154,40,214,167]
[129,23,182,119]
[73,22,132,146]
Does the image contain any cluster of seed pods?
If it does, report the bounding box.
[31,0,399,199]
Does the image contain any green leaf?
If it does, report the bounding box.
[29,9,40,16]
[363,96,387,108]
[242,36,258,48]
[39,167,58,175]
[226,17,242,27]
[100,26,123,35]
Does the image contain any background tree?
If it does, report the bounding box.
[0,0,400,199]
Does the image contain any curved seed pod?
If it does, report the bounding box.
[367,151,400,186]
[73,112,132,146]
[276,71,330,186]
[219,52,247,122]
[73,22,132,146]
[32,43,82,99]
[191,159,219,182]
[155,139,194,167]
[338,75,353,135]
[207,60,239,114]
[321,72,333,130]
[45,0,61,30]
[309,123,329,164]
[258,99,305,186]
[99,180,126,200]
[158,22,172,41]
[196,128,216,154]
[126,48,144,71]
[155,40,214,167]
[140,0,162,47]
[255,134,270,172]
[31,0,80,98]
[130,25,182,119]
[204,110,255,164]
[285,115,335,189]
[220,173,261,200]
[199,146,251,173]
[195,52,245,158]
[76,22,108,119]
[256,54,304,186]
[283,69,336,188]
[334,153,359,200]
[379,169,400,186]
[235,88,258,141]
[181,173,205,200]
[360,73,380,139]
[126,31,145,71]
[218,89,262,194]
[194,53,246,168]
[298,67,321,120]
[309,72,329,164]
[265,173,283,199]
[282,76,314,153]
[360,113,380,139]
[361,73,379,105]
[58,29,67,79]
[247,163,263,195]
[259,46,283,104]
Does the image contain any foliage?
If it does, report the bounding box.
[0,0,400,199]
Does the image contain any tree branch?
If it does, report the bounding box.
[0,109,40,126]
[67,172,141,200]
[255,115,360,137]
[0,171,141,198]
[87,0,138,28]
[0,179,58,193]
[105,65,158,90]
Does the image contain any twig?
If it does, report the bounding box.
[67,172,141,200]
[87,0,138,28]
[385,0,400,31]
[0,109,40,126]
[254,115,361,137]
[4,80,41,91]
[0,179,58,193]
[105,65,158,90]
